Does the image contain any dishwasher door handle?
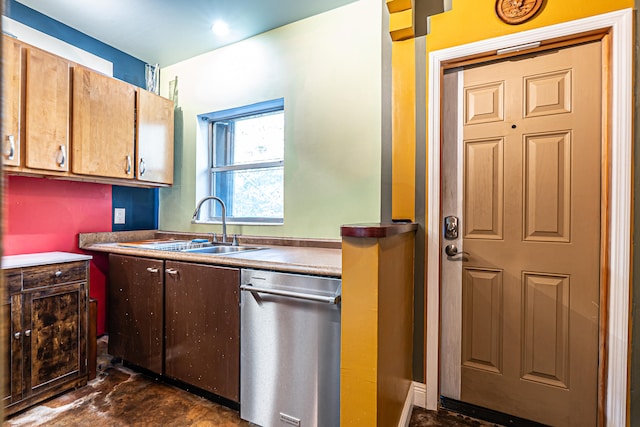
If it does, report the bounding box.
[240,284,341,305]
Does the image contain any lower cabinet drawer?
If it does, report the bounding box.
[22,261,87,289]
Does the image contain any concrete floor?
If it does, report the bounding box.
[3,338,499,426]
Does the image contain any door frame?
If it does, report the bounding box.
[425,9,633,426]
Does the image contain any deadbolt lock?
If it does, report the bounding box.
[444,216,459,240]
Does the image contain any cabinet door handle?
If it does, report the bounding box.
[5,135,15,160]
[146,267,159,273]
[54,270,63,277]
[14,332,21,340]
[57,145,66,168]
[126,155,132,175]
[165,268,178,276]
[24,329,31,337]
[139,158,146,176]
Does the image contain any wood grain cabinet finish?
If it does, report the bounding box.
[3,261,89,416]
[3,35,22,168]
[108,256,241,402]
[108,254,164,374]
[164,261,240,402]
[72,66,136,179]
[2,38,174,188]
[24,46,71,174]
[136,90,174,185]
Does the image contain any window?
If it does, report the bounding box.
[205,99,284,224]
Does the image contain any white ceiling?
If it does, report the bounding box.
[14,0,359,67]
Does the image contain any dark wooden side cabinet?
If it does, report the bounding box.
[3,259,89,416]
[108,254,164,374]
[108,256,240,403]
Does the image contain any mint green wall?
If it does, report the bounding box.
[159,0,383,239]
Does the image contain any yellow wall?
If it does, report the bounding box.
[341,238,379,426]
[390,0,634,218]
[391,38,416,221]
[428,0,633,51]
[341,231,415,426]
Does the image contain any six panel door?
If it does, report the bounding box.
[458,41,602,426]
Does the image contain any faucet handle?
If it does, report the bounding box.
[211,233,218,243]
[232,234,238,246]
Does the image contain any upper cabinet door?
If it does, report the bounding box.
[25,47,70,172]
[3,36,22,168]
[72,67,135,179]
[136,89,174,184]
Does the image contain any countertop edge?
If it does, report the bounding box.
[79,230,342,249]
[340,222,418,238]
[82,243,342,278]
[3,251,93,270]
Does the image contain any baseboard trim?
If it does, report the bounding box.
[398,381,428,427]
[412,382,427,408]
[399,382,415,427]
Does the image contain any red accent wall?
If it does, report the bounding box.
[5,175,112,335]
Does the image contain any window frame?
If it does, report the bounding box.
[202,98,285,224]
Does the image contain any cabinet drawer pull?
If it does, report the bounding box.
[165,268,178,276]
[5,135,15,160]
[24,329,31,337]
[54,270,63,277]
[146,267,159,273]
[57,145,66,168]
[14,332,21,340]
[139,158,146,176]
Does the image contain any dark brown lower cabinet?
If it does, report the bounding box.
[164,261,240,402]
[4,261,89,416]
[108,255,240,403]
[108,254,164,374]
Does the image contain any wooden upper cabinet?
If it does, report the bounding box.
[3,36,22,168]
[136,89,174,184]
[24,46,70,173]
[72,66,135,179]
[1,39,173,187]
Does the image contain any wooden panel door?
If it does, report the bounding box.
[136,89,174,184]
[164,261,240,402]
[24,46,70,172]
[3,36,22,167]
[442,41,602,426]
[108,254,164,374]
[26,281,87,396]
[72,66,135,179]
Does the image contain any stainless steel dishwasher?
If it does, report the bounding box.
[240,268,341,427]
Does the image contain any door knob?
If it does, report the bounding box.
[445,244,469,257]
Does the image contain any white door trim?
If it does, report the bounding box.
[426,9,633,426]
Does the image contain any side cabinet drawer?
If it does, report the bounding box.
[22,261,87,289]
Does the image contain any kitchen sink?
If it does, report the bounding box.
[118,240,212,251]
[180,245,263,254]
[117,239,263,255]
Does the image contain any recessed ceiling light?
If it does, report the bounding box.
[211,21,230,36]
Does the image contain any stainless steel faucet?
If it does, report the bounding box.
[191,196,228,243]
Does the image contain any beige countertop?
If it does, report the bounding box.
[2,251,92,269]
[79,231,341,277]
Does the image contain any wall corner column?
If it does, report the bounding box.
[340,222,417,426]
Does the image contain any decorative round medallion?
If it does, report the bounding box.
[495,0,543,25]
